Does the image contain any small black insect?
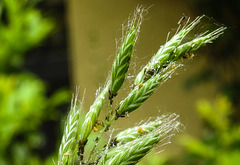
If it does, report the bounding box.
[108,138,119,149]
[146,69,155,76]
[95,137,99,142]
[178,15,186,25]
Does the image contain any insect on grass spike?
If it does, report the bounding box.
[137,127,147,135]
[178,15,186,25]
[138,83,143,89]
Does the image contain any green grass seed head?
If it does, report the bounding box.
[117,70,173,117]
[98,114,180,165]
[58,89,81,165]
[134,15,226,86]
[109,7,144,98]
[115,114,177,145]
[58,7,226,164]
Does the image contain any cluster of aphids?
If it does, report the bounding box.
[182,52,194,61]
[108,89,118,105]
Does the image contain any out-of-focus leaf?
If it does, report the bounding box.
[178,135,215,159]
[0,0,54,71]
[196,95,232,131]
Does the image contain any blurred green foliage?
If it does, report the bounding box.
[178,95,240,165]
[0,0,70,164]
[0,0,53,71]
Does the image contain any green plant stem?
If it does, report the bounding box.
[87,114,117,163]
[78,87,108,161]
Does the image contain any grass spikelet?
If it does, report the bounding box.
[173,26,227,60]
[134,15,226,85]
[109,6,144,99]
[134,16,203,85]
[98,114,180,165]
[58,88,81,165]
[115,114,176,144]
[117,70,174,117]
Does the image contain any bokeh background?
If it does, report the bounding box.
[0,0,239,164]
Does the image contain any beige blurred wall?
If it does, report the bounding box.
[66,0,218,151]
